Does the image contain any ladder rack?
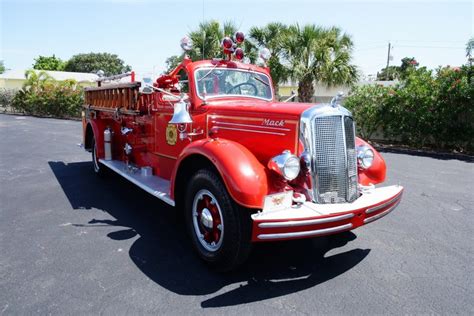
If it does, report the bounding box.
[84,82,142,111]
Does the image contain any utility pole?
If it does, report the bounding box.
[202,0,205,60]
[386,42,392,80]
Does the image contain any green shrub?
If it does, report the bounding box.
[343,84,390,140]
[434,66,474,150]
[0,88,16,110]
[10,71,83,118]
[345,65,474,152]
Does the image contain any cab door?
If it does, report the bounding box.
[152,68,206,179]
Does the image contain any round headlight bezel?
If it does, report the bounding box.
[268,150,301,181]
[283,155,301,180]
[357,146,374,169]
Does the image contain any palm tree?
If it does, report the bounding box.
[284,24,358,102]
[188,20,257,62]
[249,22,290,96]
[23,70,54,92]
[164,20,256,71]
[189,20,231,60]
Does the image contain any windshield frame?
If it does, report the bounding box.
[193,67,274,102]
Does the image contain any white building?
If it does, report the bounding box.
[0,69,99,90]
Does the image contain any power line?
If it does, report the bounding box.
[395,45,464,49]
[354,45,387,52]
[355,42,465,51]
[392,40,466,44]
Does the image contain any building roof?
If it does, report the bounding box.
[0,69,99,83]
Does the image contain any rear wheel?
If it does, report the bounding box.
[185,169,252,271]
[91,138,108,177]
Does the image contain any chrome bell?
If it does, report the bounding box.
[169,99,193,124]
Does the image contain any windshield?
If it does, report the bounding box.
[195,68,273,101]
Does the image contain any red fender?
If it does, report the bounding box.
[356,137,386,185]
[86,119,105,158]
[171,138,268,209]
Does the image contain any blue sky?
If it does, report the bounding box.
[1,0,472,78]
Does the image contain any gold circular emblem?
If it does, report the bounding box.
[166,124,177,146]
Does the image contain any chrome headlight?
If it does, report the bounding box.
[357,146,374,169]
[268,150,301,180]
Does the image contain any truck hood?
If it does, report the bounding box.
[204,99,320,164]
[203,98,317,119]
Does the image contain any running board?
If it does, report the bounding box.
[99,159,175,207]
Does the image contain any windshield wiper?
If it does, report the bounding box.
[253,75,269,87]
[198,64,219,82]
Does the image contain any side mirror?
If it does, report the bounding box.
[283,90,297,102]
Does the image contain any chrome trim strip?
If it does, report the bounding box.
[341,115,349,201]
[258,213,354,228]
[257,223,353,240]
[215,121,291,131]
[365,194,402,214]
[364,200,400,224]
[214,126,286,136]
[99,159,175,207]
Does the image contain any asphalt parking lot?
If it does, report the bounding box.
[0,114,472,315]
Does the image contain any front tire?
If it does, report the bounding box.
[185,169,252,271]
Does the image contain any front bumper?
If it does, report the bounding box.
[251,185,403,242]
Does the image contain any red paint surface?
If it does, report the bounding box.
[84,58,396,238]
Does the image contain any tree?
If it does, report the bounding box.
[187,20,256,63]
[249,22,290,96]
[188,20,236,61]
[0,61,5,74]
[284,24,358,102]
[377,57,419,81]
[465,37,474,61]
[399,57,419,78]
[32,55,65,71]
[466,37,474,83]
[377,66,400,81]
[162,20,257,74]
[23,70,54,92]
[165,55,182,73]
[64,53,131,76]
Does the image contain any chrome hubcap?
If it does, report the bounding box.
[192,190,224,252]
[200,208,213,229]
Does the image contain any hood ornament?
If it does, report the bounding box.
[330,91,344,108]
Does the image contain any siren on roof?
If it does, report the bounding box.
[221,32,246,61]
[180,36,193,51]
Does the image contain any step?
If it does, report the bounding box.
[99,159,175,207]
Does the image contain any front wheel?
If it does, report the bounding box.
[185,169,252,271]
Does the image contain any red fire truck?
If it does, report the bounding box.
[82,34,403,270]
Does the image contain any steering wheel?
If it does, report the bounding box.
[225,82,258,95]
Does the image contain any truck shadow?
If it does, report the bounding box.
[49,161,370,308]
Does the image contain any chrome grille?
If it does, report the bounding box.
[311,115,358,203]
